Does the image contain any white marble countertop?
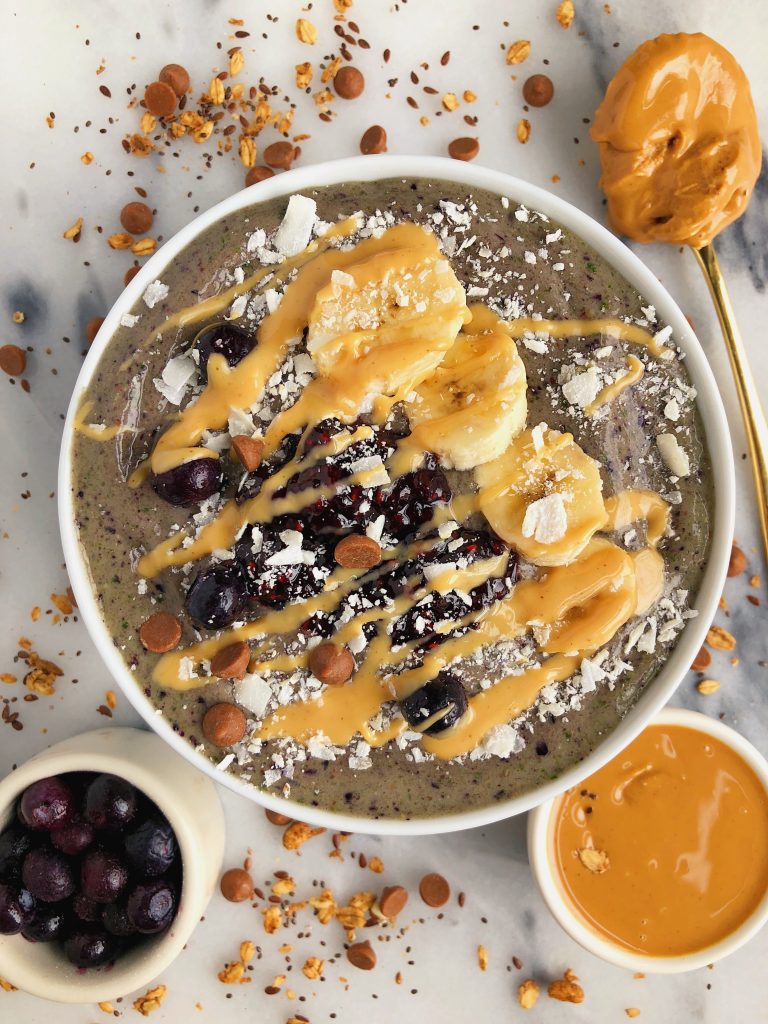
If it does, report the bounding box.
[1,1,767,1021]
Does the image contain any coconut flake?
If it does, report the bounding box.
[273,195,317,257]
[656,433,691,477]
[521,493,568,544]
[143,280,170,309]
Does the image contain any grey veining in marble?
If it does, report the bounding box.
[1,1,766,1022]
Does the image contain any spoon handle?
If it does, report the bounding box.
[693,242,768,568]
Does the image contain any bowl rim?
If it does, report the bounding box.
[526,708,768,972]
[0,727,221,1002]
[58,154,735,836]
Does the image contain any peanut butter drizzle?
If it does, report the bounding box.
[73,400,133,442]
[586,355,645,415]
[591,33,761,248]
[605,489,670,547]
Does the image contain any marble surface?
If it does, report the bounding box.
[1,1,767,1021]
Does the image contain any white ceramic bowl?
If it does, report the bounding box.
[0,728,224,1003]
[527,708,768,973]
[58,155,734,836]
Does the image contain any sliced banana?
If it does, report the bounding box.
[475,425,608,566]
[306,231,467,403]
[404,323,527,471]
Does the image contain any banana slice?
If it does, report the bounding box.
[404,324,527,471]
[306,229,467,403]
[476,425,608,566]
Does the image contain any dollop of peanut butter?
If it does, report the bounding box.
[591,33,761,248]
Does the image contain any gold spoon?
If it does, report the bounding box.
[693,243,768,561]
[591,32,767,565]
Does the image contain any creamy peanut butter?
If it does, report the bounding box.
[554,723,768,956]
[591,33,761,248]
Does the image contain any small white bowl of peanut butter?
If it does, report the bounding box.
[528,708,768,972]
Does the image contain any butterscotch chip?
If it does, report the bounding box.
[360,125,387,154]
[0,344,26,377]
[139,611,181,653]
[523,74,554,107]
[210,641,251,679]
[347,940,376,970]
[334,66,365,99]
[245,166,276,187]
[231,435,264,471]
[448,137,479,161]
[120,201,153,234]
[334,534,382,569]
[202,702,247,747]
[379,885,408,918]
[728,543,747,577]
[124,265,141,287]
[159,63,190,96]
[265,808,293,826]
[308,643,355,685]
[220,867,254,902]
[144,80,177,118]
[263,141,297,169]
[691,645,711,671]
[419,872,450,907]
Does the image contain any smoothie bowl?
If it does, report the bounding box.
[58,156,733,834]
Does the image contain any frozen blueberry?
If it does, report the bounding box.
[126,880,176,934]
[18,776,74,832]
[152,458,224,507]
[102,902,137,938]
[124,818,177,878]
[195,323,255,382]
[0,882,35,935]
[22,848,75,903]
[64,927,117,968]
[23,904,69,942]
[185,563,248,630]
[0,825,35,881]
[400,673,468,735]
[51,819,95,857]
[80,849,129,904]
[84,775,137,831]
[72,893,102,923]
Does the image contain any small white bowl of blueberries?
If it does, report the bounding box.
[0,727,224,1003]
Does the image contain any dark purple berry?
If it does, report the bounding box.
[80,849,129,904]
[152,457,224,507]
[102,902,137,938]
[124,818,177,878]
[195,322,255,382]
[0,882,35,935]
[185,563,248,630]
[72,893,102,923]
[23,904,69,942]
[84,774,137,831]
[18,776,74,832]
[126,880,176,934]
[0,825,35,881]
[64,927,117,968]
[51,819,95,857]
[22,847,75,903]
[400,673,468,735]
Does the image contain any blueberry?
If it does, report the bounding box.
[102,901,137,938]
[152,457,224,507]
[0,825,35,881]
[23,904,69,942]
[80,849,129,904]
[400,673,468,735]
[84,774,137,831]
[64,927,117,968]
[195,323,255,382]
[22,847,75,903]
[18,776,74,832]
[126,880,176,934]
[51,819,95,857]
[124,817,177,878]
[185,563,248,630]
[0,882,35,935]
[72,893,102,923]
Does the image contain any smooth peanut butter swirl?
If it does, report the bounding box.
[116,215,674,764]
[591,32,761,248]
